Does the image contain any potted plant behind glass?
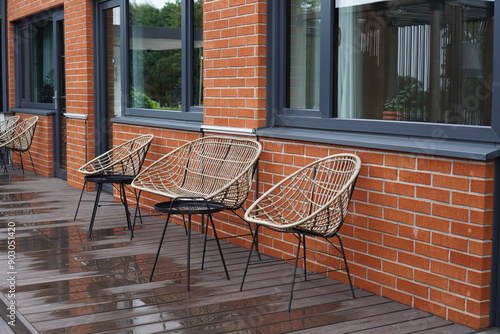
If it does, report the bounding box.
[383,84,415,120]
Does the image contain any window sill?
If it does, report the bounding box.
[111,116,202,133]
[257,127,500,161]
[11,108,56,116]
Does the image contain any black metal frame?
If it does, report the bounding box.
[240,223,356,312]
[151,197,230,290]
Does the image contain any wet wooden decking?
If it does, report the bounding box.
[0,169,496,333]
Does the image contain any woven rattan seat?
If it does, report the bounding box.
[75,134,154,238]
[0,116,38,175]
[240,153,361,310]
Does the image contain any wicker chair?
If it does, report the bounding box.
[0,115,20,136]
[240,153,361,311]
[0,116,20,173]
[0,116,38,175]
[131,136,262,281]
[75,134,154,238]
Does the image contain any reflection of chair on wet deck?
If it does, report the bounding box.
[75,134,154,238]
[0,116,38,175]
[131,136,262,284]
[240,153,361,311]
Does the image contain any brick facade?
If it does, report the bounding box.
[4,0,496,329]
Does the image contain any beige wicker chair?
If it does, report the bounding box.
[75,134,154,238]
[0,115,20,173]
[0,115,20,136]
[0,116,38,175]
[240,153,361,311]
[131,136,262,281]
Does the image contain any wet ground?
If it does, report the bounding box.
[0,169,497,333]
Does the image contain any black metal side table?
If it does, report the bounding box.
[151,198,230,290]
[84,174,136,238]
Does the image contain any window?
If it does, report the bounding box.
[16,17,56,108]
[336,1,493,125]
[127,0,203,113]
[272,0,498,143]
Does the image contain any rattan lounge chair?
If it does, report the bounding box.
[0,116,38,175]
[75,134,154,238]
[0,115,20,136]
[240,153,361,311]
[131,136,262,281]
[0,115,20,173]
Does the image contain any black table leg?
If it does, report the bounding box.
[88,182,104,237]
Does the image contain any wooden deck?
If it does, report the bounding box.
[0,169,497,333]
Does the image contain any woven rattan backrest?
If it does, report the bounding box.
[245,153,361,236]
[1,116,38,152]
[0,116,20,139]
[132,136,262,210]
[78,134,154,176]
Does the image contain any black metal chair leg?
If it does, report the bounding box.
[208,213,230,280]
[240,224,261,291]
[288,234,304,312]
[336,235,356,299]
[119,183,133,239]
[187,214,192,290]
[302,234,308,281]
[88,182,104,238]
[26,151,36,176]
[74,181,87,220]
[150,214,171,281]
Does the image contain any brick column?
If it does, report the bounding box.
[203,0,267,130]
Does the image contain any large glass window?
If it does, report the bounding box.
[278,0,498,142]
[336,0,493,125]
[128,0,203,111]
[17,18,55,108]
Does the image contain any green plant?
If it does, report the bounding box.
[384,84,416,111]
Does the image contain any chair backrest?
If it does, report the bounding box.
[0,116,20,137]
[244,153,361,237]
[78,134,154,176]
[132,136,262,210]
[1,116,38,152]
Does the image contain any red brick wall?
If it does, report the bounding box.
[113,119,495,329]
[5,0,496,329]
[203,0,267,129]
[112,1,498,329]
[7,0,95,180]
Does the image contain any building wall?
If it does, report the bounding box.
[5,0,496,329]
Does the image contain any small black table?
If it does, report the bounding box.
[84,174,136,238]
[151,198,230,290]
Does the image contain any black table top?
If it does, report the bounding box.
[84,174,135,184]
[154,200,225,215]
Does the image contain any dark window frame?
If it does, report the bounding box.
[268,0,500,144]
[103,0,203,122]
[14,9,62,111]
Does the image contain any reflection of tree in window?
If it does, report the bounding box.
[129,0,203,110]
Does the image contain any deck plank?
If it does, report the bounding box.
[0,171,489,333]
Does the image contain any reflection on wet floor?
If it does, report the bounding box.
[0,170,483,334]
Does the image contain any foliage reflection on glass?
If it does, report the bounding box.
[129,0,203,110]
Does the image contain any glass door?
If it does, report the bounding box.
[95,0,121,157]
